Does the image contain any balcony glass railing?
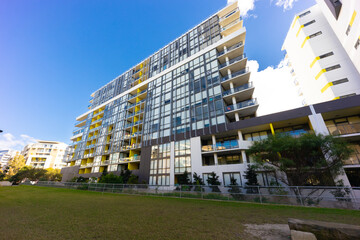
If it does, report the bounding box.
[217,41,243,57]
[72,129,84,136]
[222,67,249,82]
[219,9,238,22]
[221,18,241,32]
[327,122,360,136]
[74,119,87,127]
[202,140,239,152]
[219,54,246,69]
[128,89,147,100]
[344,153,360,165]
[222,82,253,97]
[225,99,257,112]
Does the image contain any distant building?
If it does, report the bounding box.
[0,150,18,170]
[22,140,68,169]
[282,0,360,105]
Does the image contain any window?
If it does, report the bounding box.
[319,52,334,59]
[223,172,242,186]
[217,154,243,165]
[332,78,348,85]
[309,31,322,39]
[303,20,315,27]
[355,38,360,50]
[149,143,170,186]
[325,64,341,72]
[299,10,311,18]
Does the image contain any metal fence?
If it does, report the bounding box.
[21,181,360,210]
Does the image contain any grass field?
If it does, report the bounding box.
[0,186,359,240]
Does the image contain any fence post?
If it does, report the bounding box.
[297,186,304,206]
[201,185,203,199]
[180,185,182,198]
[112,184,114,193]
[258,186,262,204]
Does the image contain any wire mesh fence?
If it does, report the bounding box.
[21,181,360,209]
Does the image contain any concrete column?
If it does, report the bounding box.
[241,151,247,164]
[232,96,237,106]
[229,81,234,92]
[225,56,230,65]
[235,113,240,122]
[237,130,243,141]
[212,135,218,165]
[223,45,227,53]
[227,68,232,78]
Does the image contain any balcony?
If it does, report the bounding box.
[327,122,360,136]
[74,119,87,128]
[221,67,250,89]
[217,41,244,62]
[119,156,141,164]
[202,140,240,153]
[85,144,95,149]
[221,18,243,37]
[219,54,247,76]
[344,153,360,165]
[127,99,146,110]
[84,153,94,158]
[128,89,147,103]
[225,98,258,119]
[222,82,254,104]
[219,8,240,27]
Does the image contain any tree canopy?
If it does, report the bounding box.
[246,133,353,186]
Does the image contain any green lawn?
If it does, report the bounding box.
[0,186,359,240]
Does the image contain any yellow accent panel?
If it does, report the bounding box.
[315,69,326,80]
[321,82,333,93]
[310,56,320,68]
[301,36,310,48]
[296,25,304,37]
[333,97,340,100]
[292,16,299,28]
[269,123,275,136]
[349,11,357,26]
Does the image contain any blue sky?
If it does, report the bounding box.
[0,0,316,150]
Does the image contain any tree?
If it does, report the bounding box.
[228,176,243,200]
[243,165,259,186]
[127,174,138,184]
[206,172,221,192]
[6,153,25,178]
[193,172,204,192]
[246,133,353,186]
[177,171,191,185]
[120,169,132,184]
[99,173,123,183]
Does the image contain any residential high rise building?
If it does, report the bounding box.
[22,140,68,169]
[61,1,360,187]
[282,0,360,105]
[63,2,258,184]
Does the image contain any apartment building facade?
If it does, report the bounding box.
[282,0,360,105]
[0,150,18,170]
[61,1,360,187]
[62,2,258,184]
[22,140,68,169]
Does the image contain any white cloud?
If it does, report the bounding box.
[272,0,299,11]
[0,133,37,151]
[227,0,256,18]
[228,0,299,18]
[248,59,303,116]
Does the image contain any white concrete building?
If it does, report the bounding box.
[282,0,360,105]
[22,140,68,169]
[0,150,18,170]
